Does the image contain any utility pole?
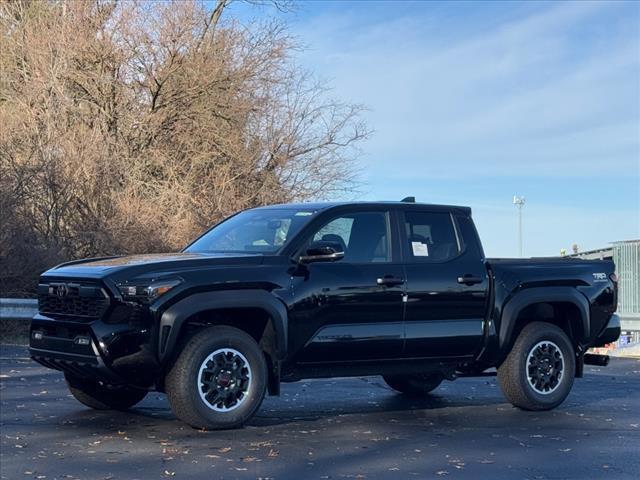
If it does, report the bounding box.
[513,195,526,257]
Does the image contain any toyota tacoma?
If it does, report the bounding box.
[30,199,621,429]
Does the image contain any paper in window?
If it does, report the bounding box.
[412,241,429,256]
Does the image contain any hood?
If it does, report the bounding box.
[42,252,266,280]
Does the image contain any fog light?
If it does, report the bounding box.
[32,331,43,340]
[74,336,91,346]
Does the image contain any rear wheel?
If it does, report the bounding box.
[498,322,575,411]
[165,325,267,430]
[65,375,147,410]
[383,373,443,396]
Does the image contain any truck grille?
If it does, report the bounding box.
[38,281,110,321]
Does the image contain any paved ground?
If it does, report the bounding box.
[1,345,638,480]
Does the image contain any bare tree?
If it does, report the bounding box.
[0,0,369,296]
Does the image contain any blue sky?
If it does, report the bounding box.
[230,0,640,257]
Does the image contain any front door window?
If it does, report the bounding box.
[310,211,391,263]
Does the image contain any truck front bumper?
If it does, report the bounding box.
[29,314,160,388]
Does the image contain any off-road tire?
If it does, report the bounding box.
[165,325,267,430]
[383,373,443,396]
[65,375,147,410]
[498,322,575,411]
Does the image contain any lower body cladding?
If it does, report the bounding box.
[29,314,160,389]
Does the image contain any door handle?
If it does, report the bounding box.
[377,275,405,287]
[457,274,483,286]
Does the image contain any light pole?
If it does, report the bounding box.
[513,195,526,257]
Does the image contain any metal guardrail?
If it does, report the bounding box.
[0,298,37,321]
[0,298,638,331]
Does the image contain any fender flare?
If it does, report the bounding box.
[157,290,288,363]
[499,286,590,350]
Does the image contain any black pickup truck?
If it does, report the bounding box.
[30,200,620,429]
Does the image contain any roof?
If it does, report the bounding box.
[253,201,472,214]
[610,239,640,245]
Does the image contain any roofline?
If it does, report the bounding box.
[253,201,472,215]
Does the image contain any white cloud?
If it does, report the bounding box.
[287,1,640,256]
[293,1,640,179]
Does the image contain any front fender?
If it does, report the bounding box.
[157,290,288,363]
[499,286,590,351]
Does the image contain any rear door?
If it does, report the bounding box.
[400,209,489,358]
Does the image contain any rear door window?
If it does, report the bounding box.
[404,211,460,262]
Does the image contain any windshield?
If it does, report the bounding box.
[185,208,317,254]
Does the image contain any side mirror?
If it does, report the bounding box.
[300,241,345,263]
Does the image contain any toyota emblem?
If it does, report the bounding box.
[56,284,69,298]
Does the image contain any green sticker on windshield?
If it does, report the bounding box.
[295,211,314,216]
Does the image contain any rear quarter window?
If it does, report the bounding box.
[454,213,484,259]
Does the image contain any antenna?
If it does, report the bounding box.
[401,196,415,203]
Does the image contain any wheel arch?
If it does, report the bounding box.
[498,287,590,357]
[157,290,288,367]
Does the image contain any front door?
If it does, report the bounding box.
[289,209,406,363]
[401,209,488,358]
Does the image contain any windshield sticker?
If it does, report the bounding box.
[412,241,429,256]
[295,211,314,216]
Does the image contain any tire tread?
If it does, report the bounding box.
[498,321,575,411]
[165,325,267,430]
[66,377,147,411]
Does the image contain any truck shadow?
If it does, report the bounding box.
[49,377,508,430]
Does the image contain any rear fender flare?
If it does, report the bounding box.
[157,290,288,364]
[499,286,590,352]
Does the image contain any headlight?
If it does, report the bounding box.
[146,279,183,300]
[117,278,182,302]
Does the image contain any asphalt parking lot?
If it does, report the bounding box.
[1,345,638,480]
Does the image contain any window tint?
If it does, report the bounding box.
[309,211,391,263]
[404,211,459,262]
[455,214,484,259]
[186,208,316,253]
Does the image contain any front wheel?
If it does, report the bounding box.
[498,322,575,411]
[383,373,443,396]
[165,325,267,430]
